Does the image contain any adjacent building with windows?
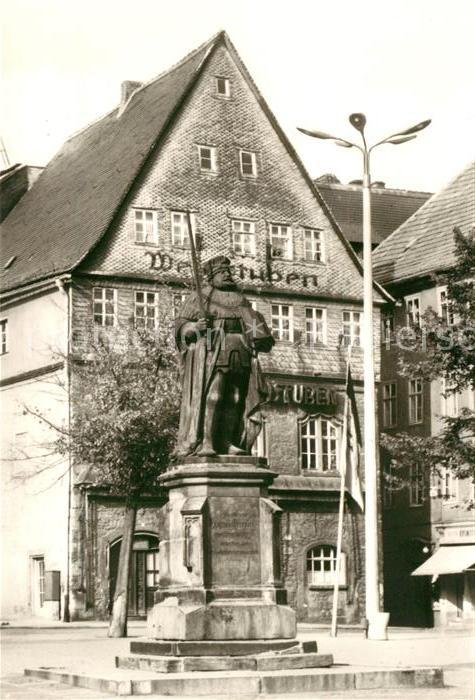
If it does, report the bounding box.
[0,31,388,624]
[374,161,475,628]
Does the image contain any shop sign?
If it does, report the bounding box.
[268,381,337,409]
[146,251,319,288]
[439,524,475,545]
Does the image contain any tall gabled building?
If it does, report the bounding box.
[374,161,475,628]
[1,31,388,623]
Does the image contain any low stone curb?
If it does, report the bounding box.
[25,665,444,696]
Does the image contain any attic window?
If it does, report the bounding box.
[215,77,230,97]
[134,209,157,244]
[239,150,257,178]
[197,145,217,173]
[3,255,16,270]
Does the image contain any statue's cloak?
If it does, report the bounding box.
[174,286,273,457]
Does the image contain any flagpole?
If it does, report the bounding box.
[331,346,352,638]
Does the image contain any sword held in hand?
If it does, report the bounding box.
[186,211,209,327]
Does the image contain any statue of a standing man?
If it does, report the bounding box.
[175,255,274,458]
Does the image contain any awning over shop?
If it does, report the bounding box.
[412,545,475,576]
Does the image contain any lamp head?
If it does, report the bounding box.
[349,113,367,133]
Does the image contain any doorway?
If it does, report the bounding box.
[109,533,160,618]
[31,555,45,615]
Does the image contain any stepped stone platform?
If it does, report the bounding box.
[24,663,445,696]
[117,637,332,673]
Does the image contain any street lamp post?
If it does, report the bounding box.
[298,114,430,640]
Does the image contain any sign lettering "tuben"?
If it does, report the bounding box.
[145,251,319,288]
[269,382,337,407]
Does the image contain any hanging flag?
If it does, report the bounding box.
[339,361,365,511]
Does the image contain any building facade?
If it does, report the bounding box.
[1,32,387,623]
[374,161,475,628]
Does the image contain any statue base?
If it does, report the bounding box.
[146,457,296,641]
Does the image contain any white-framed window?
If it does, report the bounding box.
[406,295,421,327]
[231,219,256,256]
[438,286,455,325]
[269,224,293,260]
[408,378,423,424]
[239,150,257,178]
[93,287,117,327]
[440,378,459,417]
[342,310,362,347]
[251,418,267,458]
[304,307,326,345]
[381,309,394,346]
[134,291,159,330]
[307,545,346,586]
[0,319,7,355]
[31,556,45,610]
[383,462,395,508]
[382,382,397,428]
[303,228,323,262]
[409,463,425,506]
[441,467,458,502]
[171,211,196,248]
[271,304,293,342]
[197,145,217,173]
[133,209,157,244]
[215,76,231,97]
[146,550,160,588]
[300,416,339,471]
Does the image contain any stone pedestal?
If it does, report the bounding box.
[146,456,296,642]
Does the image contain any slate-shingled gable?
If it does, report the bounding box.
[316,182,431,245]
[0,32,220,292]
[1,29,390,303]
[373,161,475,284]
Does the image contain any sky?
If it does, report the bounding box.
[1,0,474,193]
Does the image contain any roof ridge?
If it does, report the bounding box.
[316,182,432,197]
[374,159,475,263]
[122,30,225,109]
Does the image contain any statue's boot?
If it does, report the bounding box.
[196,441,217,457]
[227,444,247,455]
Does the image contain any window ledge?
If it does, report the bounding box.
[134,240,159,247]
[299,259,326,267]
[300,469,340,477]
[308,585,348,591]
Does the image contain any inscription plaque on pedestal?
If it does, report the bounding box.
[209,496,260,586]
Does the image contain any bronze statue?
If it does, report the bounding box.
[175,255,274,457]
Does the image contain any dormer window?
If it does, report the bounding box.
[215,76,231,97]
[197,145,217,173]
[239,150,257,178]
[134,209,157,244]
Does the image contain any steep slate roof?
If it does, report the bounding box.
[373,161,475,285]
[1,30,390,301]
[0,33,219,292]
[316,182,431,245]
